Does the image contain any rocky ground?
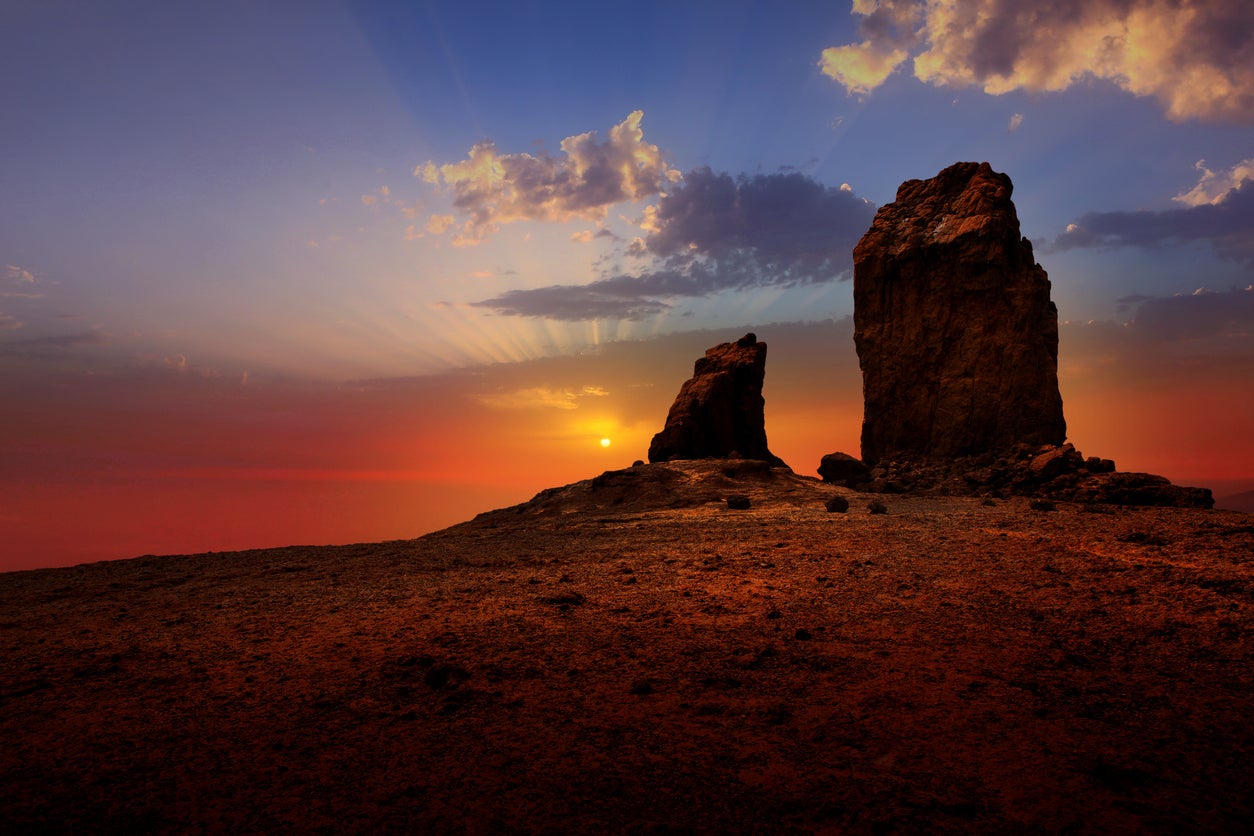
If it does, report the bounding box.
[1,461,1251,833]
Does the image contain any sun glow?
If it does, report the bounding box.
[600,437,612,447]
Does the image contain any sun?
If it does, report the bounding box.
[600,437,611,448]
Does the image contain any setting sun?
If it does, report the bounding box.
[600,438,611,447]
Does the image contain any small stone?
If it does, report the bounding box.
[825,496,850,513]
[868,500,888,514]
[1029,498,1056,512]
[726,495,751,510]
[794,628,813,641]
[629,679,655,695]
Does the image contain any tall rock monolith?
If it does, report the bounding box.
[648,333,783,465]
[853,162,1066,465]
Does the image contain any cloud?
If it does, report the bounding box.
[1130,285,1254,343]
[819,41,910,95]
[1174,158,1254,207]
[472,284,673,321]
[474,384,609,411]
[471,169,877,321]
[821,0,1254,124]
[1008,112,1024,131]
[0,331,111,358]
[6,265,38,284]
[426,214,456,234]
[417,111,680,245]
[0,310,21,330]
[1051,168,1254,265]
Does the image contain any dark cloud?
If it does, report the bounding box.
[1131,286,1254,343]
[1114,293,1153,313]
[472,169,876,321]
[1050,182,1254,265]
[473,285,671,321]
[0,331,111,356]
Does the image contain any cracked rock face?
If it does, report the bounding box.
[853,161,1066,465]
[648,333,782,465]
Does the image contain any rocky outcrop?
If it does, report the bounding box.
[853,161,1066,465]
[648,333,783,465]
[853,443,1213,508]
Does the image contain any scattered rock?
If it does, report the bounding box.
[648,333,783,465]
[825,496,850,513]
[1118,531,1169,547]
[846,443,1212,509]
[817,452,870,487]
[1030,444,1080,481]
[853,162,1066,464]
[1072,472,1213,508]
[629,679,656,696]
[1029,499,1056,512]
[726,495,751,510]
[868,500,888,515]
[423,664,471,691]
[794,628,813,641]
[540,592,586,607]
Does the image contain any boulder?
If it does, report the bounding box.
[648,333,783,465]
[824,496,850,513]
[1073,473,1214,508]
[853,162,1066,465]
[817,452,871,487]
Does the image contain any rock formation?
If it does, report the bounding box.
[844,162,1210,508]
[851,443,1212,507]
[853,161,1066,465]
[817,452,870,487]
[648,333,783,465]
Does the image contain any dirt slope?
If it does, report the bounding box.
[2,462,1251,832]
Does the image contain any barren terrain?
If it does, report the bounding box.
[2,462,1251,832]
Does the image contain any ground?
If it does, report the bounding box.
[1,462,1251,832]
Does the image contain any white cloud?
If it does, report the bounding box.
[1008,112,1024,131]
[417,111,680,244]
[6,265,37,284]
[822,0,1254,124]
[1173,158,1254,207]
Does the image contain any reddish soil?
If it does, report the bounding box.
[2,462,1251,832]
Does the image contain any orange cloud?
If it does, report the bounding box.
[819,42,909,95]
[823,0,1254,123]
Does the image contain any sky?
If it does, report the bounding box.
[2,0,1252,571]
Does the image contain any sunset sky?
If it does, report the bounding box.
[3,0,1252,570]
